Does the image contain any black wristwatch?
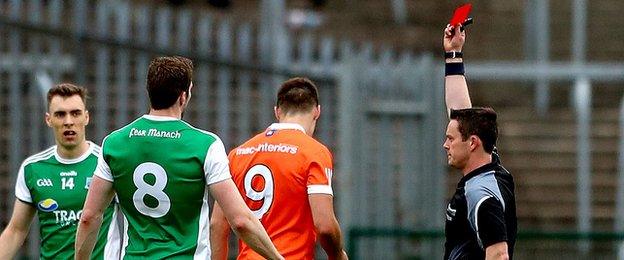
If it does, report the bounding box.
[444,51,463,59]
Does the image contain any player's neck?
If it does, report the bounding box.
[278,116,314,136]
[461,153,492,176]
[148,107,182,119]
[56,140,89,159]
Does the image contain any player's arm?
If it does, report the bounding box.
[209,202,231,260]
[75,176,115,260]
[0,200,36,258]
[209,179,283,260]
[444,24,471,116]
[1,162,38,258]
[309,194,348,260]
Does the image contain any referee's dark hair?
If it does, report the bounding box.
[450,107,498,154]
[276,77,320,115]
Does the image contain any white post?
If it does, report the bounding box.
[617,95,624,260]
[573,77,591,255]
[572,0,590,254]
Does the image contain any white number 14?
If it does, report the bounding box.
[61,177,75,190]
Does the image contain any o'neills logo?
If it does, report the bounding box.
[235,143,298,155]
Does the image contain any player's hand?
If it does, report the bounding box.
[444,24,465,52]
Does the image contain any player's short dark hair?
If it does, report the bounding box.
[47,83,88,109]
[147,56,193,110]
[450,107,498,153]
[276,77,319,114]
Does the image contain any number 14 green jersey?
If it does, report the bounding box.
[15,142,122,260]
[95,115,231,259]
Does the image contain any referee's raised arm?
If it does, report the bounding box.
[444,24,472,116]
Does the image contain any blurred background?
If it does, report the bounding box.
[1,0,624,259]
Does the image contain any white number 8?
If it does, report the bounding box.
[133,162,171,218]
[244,164,274,219]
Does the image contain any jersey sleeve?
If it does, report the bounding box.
[475,197,507,248]
[307,148,333,195]
[204,137,232,185]
[465,171,507,249]
[15,162,32,203]
[93,141,114,182]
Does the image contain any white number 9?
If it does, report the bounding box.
[244,164,274,219]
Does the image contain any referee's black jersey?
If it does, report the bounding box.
[444,152,517,260]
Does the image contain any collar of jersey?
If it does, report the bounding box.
[142,114,180,121]
[54,141,95,164]
[458,161,499,187]
[267,123,305,133]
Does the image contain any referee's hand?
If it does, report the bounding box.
[444,24,466,53]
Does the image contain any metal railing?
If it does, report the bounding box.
[348,228,624,260]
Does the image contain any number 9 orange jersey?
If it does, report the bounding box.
[228,123,334,260]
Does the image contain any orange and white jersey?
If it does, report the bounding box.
[228,123,334,260]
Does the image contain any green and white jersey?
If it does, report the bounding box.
[15,141,122,260]
[94,115,231,259]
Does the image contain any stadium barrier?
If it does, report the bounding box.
[348,227,624,259]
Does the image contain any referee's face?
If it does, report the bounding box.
[443,120,470,169]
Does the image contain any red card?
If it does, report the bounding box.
[450,3,472,26]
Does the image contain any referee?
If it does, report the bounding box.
[442,23,517,260]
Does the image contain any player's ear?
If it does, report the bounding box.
[313,105,321,120]
[178,91,187,107]
[84,110,90,126]
[274,106,280,121]
[45,112,52,127]
[186,83,193,102]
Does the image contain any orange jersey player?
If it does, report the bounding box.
[228,123,333,259]
[210,77,348,260]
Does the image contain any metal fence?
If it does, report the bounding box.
[336,53,445,259]
[0,0,445,259]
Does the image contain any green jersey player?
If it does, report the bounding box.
[75,56,283,260]
[0,83,121,259]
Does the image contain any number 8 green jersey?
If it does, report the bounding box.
[15,142,122,260]
[94,115,231,259]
